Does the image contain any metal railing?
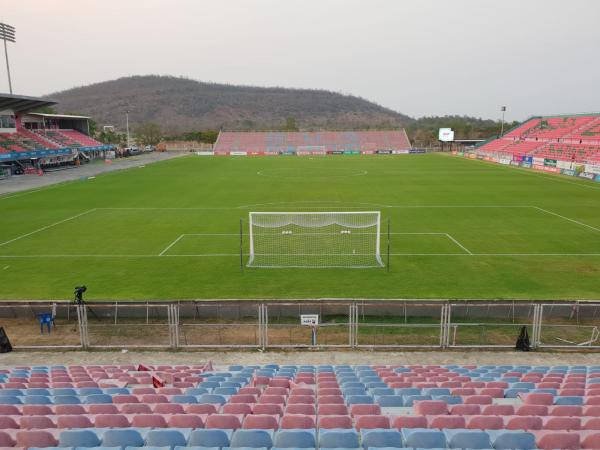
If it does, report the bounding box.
[1,300,599,351]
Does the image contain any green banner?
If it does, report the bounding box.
[544,158,557,167]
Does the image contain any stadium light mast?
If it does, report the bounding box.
[500,106,507,137]
[126,111,130,147]
[0,22,15,94]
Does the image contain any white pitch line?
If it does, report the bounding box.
[0,209,97,248]
[159,234,185,256]
[0,253,599,258]
[445,233,473,254]
[0,254,240,258]
[94,205,536,211]
[534,207,600,233]
[161,233,240,237]
[391,253,600,256]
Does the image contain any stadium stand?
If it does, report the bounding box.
[0,94,112,174]
[3,364,600,448]
[212,131,412,155]
[477,112,600,165]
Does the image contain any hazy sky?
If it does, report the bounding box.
[2,0,599,120]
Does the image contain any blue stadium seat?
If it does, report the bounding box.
[104,388,130,395]
[197,394,228,405]
[30,448,73,450]
[343,382,366,389]
[23,395,52,404]
[25,388,50,396]
[127,447,169,450]
[77,388,103,395]
[554,396,583,405]
[188,429,233,448]
[487,430,536,450]
[432,395,462,405]
[343,388,368,397]
[101,429,145,448]
[59,430,102,448]
[50,389,77,396]
[145,430,188,448]
[0,389,23,396]
[401,428,446,449]
[361,429,404,449]
[395,388,421,396]
[185,388,209,396]
[230,430,273,448]
[0,396,21,404]
[503,388,530,399]
[171,395,198,404]
[444,429,491,449]
[319,429,360,448]
[213,387,239,396]
[177,447,219,450]
[53,395,81,404]
[83,394,113,404]
[375,395,404,407]
[370,388,395,396]
[273,430,316,448]
[75,447,121,450]
[346,395,374,405]
[423,388,451,396]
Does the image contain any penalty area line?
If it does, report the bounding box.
[159,234,185,256]
[0,209,97,248]
[534,206,600,233]
[445,233,473,254]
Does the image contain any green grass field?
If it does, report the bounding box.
[1,153,599,300]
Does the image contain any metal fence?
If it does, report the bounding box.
[0,300,599,351]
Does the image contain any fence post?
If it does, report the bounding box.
[531,304,544,348]
[440,303,450,349]
[349,302,358,348]
[262,303,268,350]
[169,304,179,349]
[348,303,354,347]
[76,305,89,350]
[258,303,268,350]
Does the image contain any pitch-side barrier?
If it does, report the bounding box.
[0,300,598,351]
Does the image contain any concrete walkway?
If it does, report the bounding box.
[0,152,187,196]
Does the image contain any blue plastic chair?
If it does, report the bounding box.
[319,429,360,449]
[59,430,102,448]
[145,430,187,448]
[229,429,273,448]
[188,429,233,448]
[273,430,316,448]
[361,429,404,449]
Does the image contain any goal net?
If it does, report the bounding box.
[247,211,384,268]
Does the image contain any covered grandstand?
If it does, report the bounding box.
[212,130,412,155]
[471,113,600,179]
[0,94,113,176]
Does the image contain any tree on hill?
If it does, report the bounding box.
[134,122,162,146]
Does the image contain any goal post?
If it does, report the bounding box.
[247,211,384,268]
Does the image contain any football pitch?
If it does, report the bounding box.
[0,153,599,301]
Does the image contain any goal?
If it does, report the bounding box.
[247,211,384,268]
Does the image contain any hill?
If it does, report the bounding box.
[47,75,412,133]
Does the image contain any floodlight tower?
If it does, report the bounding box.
[0,22,15,94]
[500,106,507,137]
[126,111,130,147]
